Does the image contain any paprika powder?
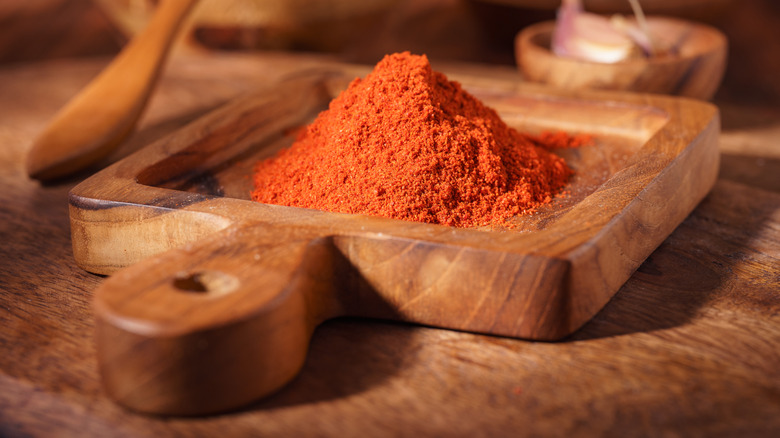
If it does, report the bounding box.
[252,52,587,228]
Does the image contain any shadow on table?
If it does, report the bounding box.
[245,318,419,412]
[566,179,777,341]
[718,153,780,194]
[565,241,722,342]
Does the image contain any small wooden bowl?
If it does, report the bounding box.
[515,17,727,100]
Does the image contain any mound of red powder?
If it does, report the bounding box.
[252,52,582,228]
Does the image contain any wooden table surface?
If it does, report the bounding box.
[1,1,779,437]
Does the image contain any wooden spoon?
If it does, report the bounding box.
[26,0,199,182]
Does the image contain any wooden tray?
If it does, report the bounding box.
[69,65,720,415]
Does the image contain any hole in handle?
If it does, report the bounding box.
[173,270,239,297]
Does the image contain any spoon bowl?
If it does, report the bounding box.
[26,0,198,182]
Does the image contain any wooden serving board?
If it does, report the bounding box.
[69,65,719,415]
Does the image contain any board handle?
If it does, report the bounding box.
[93,224,347,415]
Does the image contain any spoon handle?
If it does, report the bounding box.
[26,0,199,181]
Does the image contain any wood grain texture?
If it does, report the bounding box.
[515,18,728,100]
[0,51,778,436]
[66,65,720,414]
[2,0,780,432]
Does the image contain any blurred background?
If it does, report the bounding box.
[1,0,778,105]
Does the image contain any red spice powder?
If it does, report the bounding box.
[252,52,585,228]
